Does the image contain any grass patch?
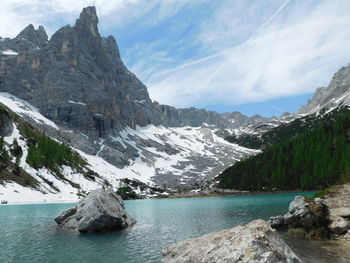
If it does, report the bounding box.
[314,185,336,198]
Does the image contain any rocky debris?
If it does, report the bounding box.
[162,219,301,263]
[117,178,167,199]
[55,188,136,233]
[324,184,350,236]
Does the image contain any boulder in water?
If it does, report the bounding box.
[55,188,136,233]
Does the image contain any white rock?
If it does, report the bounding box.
[288,196,308,217]
[162,219,301,263]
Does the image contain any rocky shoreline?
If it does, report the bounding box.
[161,184,350,262]
[269,184,350,240]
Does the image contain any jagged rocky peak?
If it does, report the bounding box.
[0,24,48,53]
[74,6,100,39]
[79,6,99,24]
[16,24,48,48]
[300,63,350,114]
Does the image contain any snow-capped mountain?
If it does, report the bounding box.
[0,93,256,203]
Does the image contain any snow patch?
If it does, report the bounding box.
[1,49,18,55]
[0,93,58,129]
[68,100,86,106]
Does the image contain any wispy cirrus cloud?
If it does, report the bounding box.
[145,0,350,108]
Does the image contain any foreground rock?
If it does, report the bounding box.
[269,185,350,240]
[55,188,136,233]
[269,196,328,234]
[162,219,301,263]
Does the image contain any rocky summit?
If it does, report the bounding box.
[55,188,136,233]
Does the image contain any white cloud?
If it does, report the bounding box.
[147,0,350,107]
[0,0,196,37]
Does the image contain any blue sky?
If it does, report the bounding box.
[1,0,350,116]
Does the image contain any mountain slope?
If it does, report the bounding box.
[217,107,350,191]
[0,92,257,202]
[217,59,350,191]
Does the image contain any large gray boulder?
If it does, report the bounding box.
[162,219,301,263]
[269,196,327,231]
[55,188,136,233]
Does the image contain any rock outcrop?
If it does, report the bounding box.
[270,186,350,240]
[269,196,328,233]
[55,188,136,233]
[162,219,301,263]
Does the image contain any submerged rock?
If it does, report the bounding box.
[55,188,136,233]
[162,219,301,263]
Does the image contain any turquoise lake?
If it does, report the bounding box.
[0,193,314,263]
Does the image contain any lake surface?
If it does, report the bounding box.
[0,192,314,263]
